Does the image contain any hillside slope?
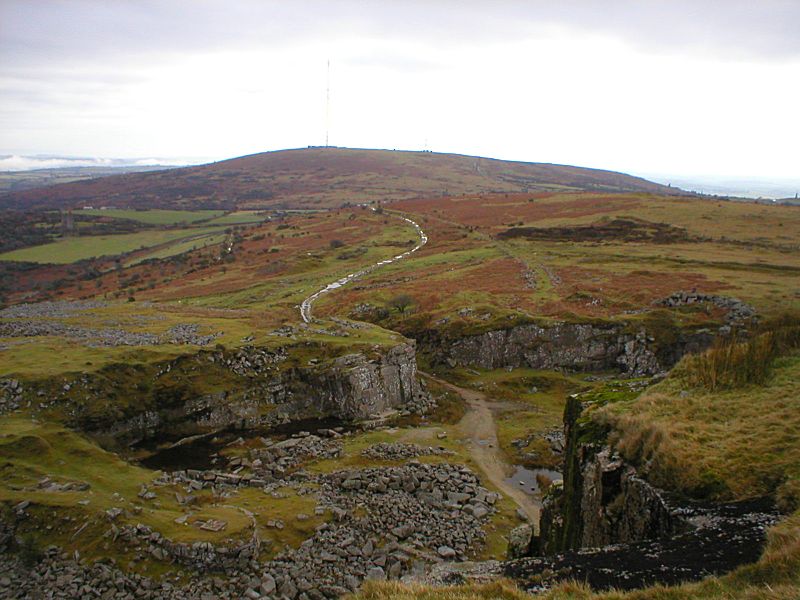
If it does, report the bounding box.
[0,147,683,211]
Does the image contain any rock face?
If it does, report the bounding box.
[422,321,713,376]
[536,396,680,555]
[518,395,778,593]
[539,446,678,553]
[506,525,534,560]
[284,343,429,420]
[13,341,431,447]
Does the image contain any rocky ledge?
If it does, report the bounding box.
[506,498,778,592]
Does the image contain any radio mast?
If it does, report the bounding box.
[325,59,330,147]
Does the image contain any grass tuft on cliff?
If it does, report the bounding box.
[596,350,800,502]
[681,314,800,391]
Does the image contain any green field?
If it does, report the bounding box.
[205,211,269,225]
[0,226,226,264]
[125,232,228,265]
[78,208,224,225]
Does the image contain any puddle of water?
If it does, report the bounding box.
[505,465,563,496]
[137,417,351,472]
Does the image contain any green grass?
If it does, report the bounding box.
[0,416,332,568]
[598,352,800,502]
[78,209,224,225]
[681,316,800,391]
[125,232,228,265]
[0,301,259,377]
[204,211,269,225]
[0,226,226,264]
[431,367,580,469]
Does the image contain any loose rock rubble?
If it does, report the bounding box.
[655,292,757,324]
[0,300,108,319]
[361,442,453,461]
[0,461,500,598]
[114,522,261,571]
[0,379,23,415]
[213,346,288,377]
[246,433,343,478]
[253,462,498,595]
[0,300,222,347]
[0,549,257,600]
[166,324,221,346]
[0,319,163,346]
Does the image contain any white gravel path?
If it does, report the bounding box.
[300,209,427,323]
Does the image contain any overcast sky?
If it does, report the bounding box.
[1,1,798,178]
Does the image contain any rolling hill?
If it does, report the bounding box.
[0,147,685,211]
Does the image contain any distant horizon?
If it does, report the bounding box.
[3,1,799,182]
[1,147,798,200]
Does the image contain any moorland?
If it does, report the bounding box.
[0,147,797,600]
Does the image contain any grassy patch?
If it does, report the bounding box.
[125,232,228,265]
[204,211,269,225]
[682,315,800,391]
[598,353,800,501]
[78,209,224,225]
[0,226,226,264]
[0,416,327,569]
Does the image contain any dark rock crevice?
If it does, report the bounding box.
[517,394,779,592]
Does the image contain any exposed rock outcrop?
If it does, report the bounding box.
[536,396,680,555]
[11,341,431,447]
[423,321,713,376]
[284,342,429,420]
[512,394,779,593]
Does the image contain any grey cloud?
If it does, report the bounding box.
[1,0,799,71]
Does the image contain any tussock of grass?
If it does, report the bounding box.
[350,579,551,600]
[682,315,800,391]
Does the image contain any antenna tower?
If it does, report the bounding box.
[325,59,330,147]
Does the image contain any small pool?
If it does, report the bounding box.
[137,417,351,472]
[505,465,563,497]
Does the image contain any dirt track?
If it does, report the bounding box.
[300,209,427,323]
[423,374,541,526]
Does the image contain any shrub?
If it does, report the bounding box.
[387,294,414,314]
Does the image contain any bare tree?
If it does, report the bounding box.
[387,294,414,314]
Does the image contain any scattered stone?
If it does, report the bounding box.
[199,520,227,532]
[362,442,452,461]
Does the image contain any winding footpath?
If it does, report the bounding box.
[423,373,542,525]
[298,209,539,525]
[300,209,428,323]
